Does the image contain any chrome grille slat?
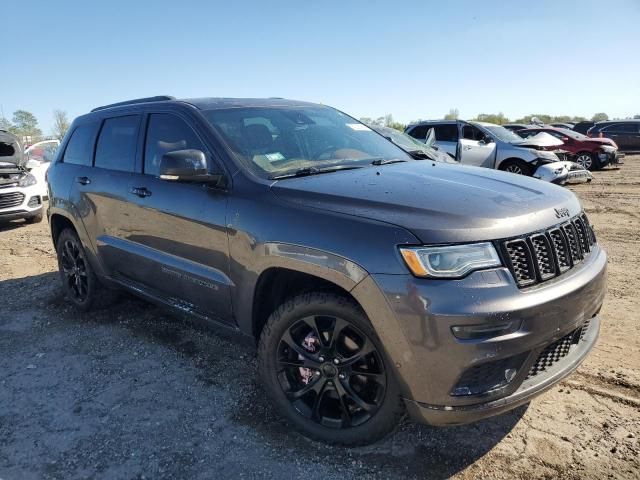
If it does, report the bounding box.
[503,213,596,288]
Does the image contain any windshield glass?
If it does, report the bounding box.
[202,106,411,178]
[483,125,525,143]
[370,125,431,154]
[557,128,588,140]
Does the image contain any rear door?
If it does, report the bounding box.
[87,114,143,276]
[431,123,458,157]
[119,112,233,323]
[458,124,496,167]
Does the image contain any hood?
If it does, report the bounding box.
[0,130,24,166]
[271,161,582,244]
[585,137,617,147]
[515,132,564,148]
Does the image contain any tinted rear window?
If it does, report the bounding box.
[95,115,140,172]
[62,123,99,166]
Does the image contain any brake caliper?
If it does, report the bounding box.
[299,331,319,385]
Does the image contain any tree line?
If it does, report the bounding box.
[0,109,70,141]
[362,109,640,132]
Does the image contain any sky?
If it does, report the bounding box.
[2,0,639,134]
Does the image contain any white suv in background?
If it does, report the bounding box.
[0,131,51,223]
[405,120,562,176]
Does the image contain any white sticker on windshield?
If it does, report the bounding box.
[346,123,371,131]
[265,152,285,162]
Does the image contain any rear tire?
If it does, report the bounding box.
[499,159,533,176]
[257,292,404,446]
[55,228,118,311]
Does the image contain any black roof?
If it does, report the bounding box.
[90,96,319,113]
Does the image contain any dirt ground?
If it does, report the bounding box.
[1,158,639,480]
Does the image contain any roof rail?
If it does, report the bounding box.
[91,95,176,112]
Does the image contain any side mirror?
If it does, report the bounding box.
[159,149,210,181]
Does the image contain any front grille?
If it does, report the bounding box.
[503,213,596,288]
[0,192,25,209]
[527,321,590,379]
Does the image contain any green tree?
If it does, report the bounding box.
[473,112,509,125]
[591,112,609,122]
[10,110,42,137]
[444,108,459,120]
[0,117,12,131]
[52,109,70,140]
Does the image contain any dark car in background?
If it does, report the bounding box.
[573,121,595,135]
[518,126,621,170]
[47,96,606,445]
[587,120,640,152]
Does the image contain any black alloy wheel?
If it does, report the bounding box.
[60,237,89,302]
[276,315,387,429]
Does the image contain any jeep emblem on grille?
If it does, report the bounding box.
[555,207,570,219]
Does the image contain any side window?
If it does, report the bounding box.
[434,124,459,142]
[144,114,206,176]
[406,125,429,140]
[604,123,637,134]
[62,124,99,166]
[461,125,485,141]
[94,115,140,172]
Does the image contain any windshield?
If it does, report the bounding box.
[371,125,431,154]
[557,128,588,140]
[483,125,525,143]
[202,106,411,178]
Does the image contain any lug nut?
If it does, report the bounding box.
[338,373,345,380]
[333,358,339,365]
[315,370,321,376]
[318,356,325,362]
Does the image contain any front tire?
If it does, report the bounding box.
[499,159,533,176]
[575,152,598,171]
[257,292,404,445]
[55,228,117,311]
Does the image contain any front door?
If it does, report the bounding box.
[458,124,496,167]
[119,112,233,323]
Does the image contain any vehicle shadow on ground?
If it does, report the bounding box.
[0,218,31,233]
[2,273,526,479]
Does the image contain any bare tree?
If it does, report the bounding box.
[52,109,70,140]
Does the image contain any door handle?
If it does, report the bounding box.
[130,187,152,198]
[75,176,91,185]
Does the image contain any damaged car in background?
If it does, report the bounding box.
[0,130,45,223]
[404,120,591,185]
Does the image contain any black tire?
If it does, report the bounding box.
[257,292,404,446]
[55,228,118,311]
[575,151,599,171]
[499,159,533,176]
[26,212,43,223]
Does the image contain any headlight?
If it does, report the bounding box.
[18,173,37,187]
[399,242,502,278]
[600,145,616,153]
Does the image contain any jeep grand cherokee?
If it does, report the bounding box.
[47,96,607,445]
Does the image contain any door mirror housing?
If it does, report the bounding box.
[159,149,221,183]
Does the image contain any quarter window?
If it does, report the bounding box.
[144,114,205,176]
[94,115,140,172]
[62,124,99,166]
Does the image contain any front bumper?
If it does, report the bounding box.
[351,245,607,426]
[598,150,624,167]
[0,184,43,221]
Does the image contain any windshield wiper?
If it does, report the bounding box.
[273,165,363,179]
[370,158,408,166]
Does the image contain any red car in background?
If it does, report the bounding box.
[518,126,621,170]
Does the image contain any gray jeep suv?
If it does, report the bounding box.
[47,96,607,445]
